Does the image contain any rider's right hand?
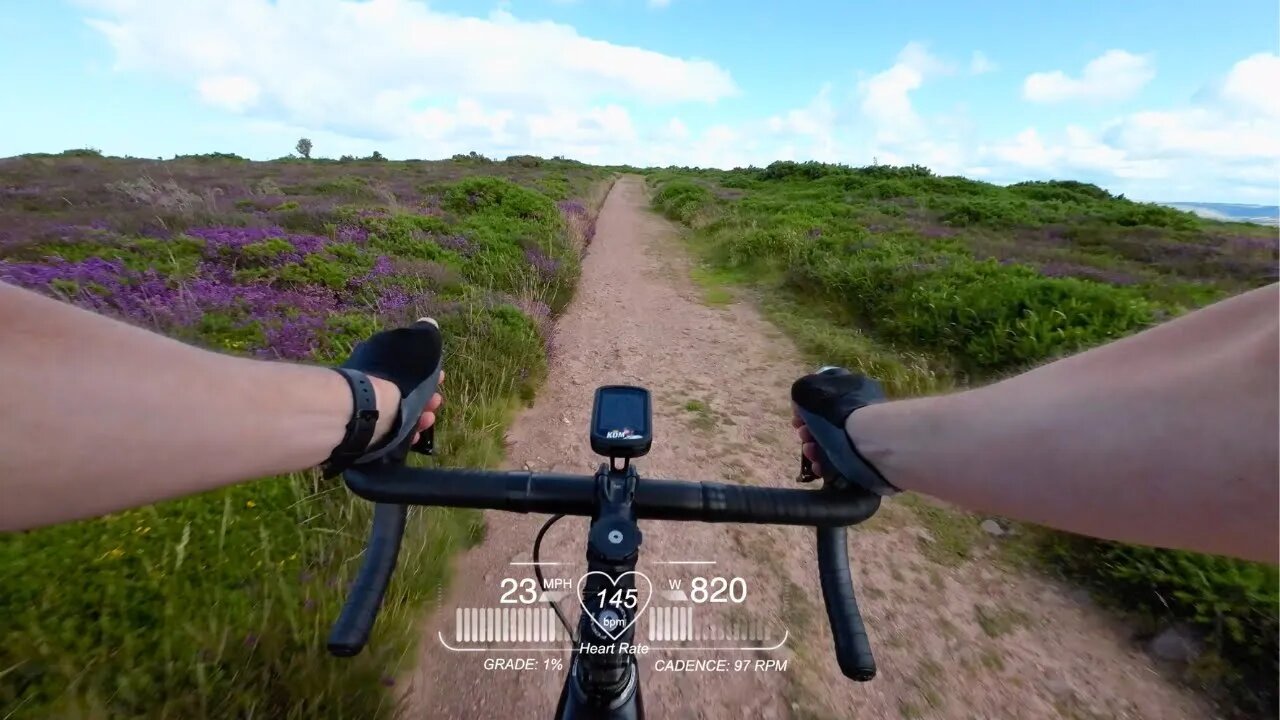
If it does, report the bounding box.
[791,369,899,495]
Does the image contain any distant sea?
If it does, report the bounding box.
[1160,201,1280,227]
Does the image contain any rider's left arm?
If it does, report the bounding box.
[0,281,439,532]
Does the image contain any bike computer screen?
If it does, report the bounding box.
[590,385,653,459]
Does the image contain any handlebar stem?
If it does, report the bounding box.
[574,463,643,703]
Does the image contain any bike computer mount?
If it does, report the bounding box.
[589,385,652,463]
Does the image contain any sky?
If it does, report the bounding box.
[1,0,1278,203]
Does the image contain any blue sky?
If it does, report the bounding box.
[2,0,1278,202]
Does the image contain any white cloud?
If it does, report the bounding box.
[527,105,638,145]
[969,51,996,75]
[986,128,1056,170]
[1107,108,1280,161]
[83,0,736,141]
[982,126,1170,180]
[971,53,1279,199]
[859,42,950,141]
[766,84,837,159]
[69,5,1279,201]
[1023,50,1154,103]
[662,118,690,141]
[196,75,260,112]
[1218,52,1280,119]
[847,48,1273,201]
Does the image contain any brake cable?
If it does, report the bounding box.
[533,513,578,644]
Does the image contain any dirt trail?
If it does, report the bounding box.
[402,177,1215,719]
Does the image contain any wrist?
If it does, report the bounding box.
[844,401,907,492]
[367,375,402,449]
[845,393,965,495]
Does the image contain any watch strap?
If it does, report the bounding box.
[323,368,380,477]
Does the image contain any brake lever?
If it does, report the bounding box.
[412,425,435,455]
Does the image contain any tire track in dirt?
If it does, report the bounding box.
[402,176,1215,719]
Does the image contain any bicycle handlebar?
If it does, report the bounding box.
[328,463,882,683]
[328,321,882,692]
[343,465,881,524]
[328,502,406,657]
[816,525,876,680]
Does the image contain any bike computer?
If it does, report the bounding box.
[589,385,652,459]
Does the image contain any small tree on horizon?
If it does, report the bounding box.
[295,138,313,159]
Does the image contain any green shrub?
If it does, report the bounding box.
[440,304,546,405]
[786,234,1156,373]
[28,236,206,280]
[312,176,379,201]
[860,180,913,200]
[1042,536,1278,714]
[362,214,478,267]
[934,197,1035,228]
[173,152,248,163]
[275,254,360,290]
[652,180,714,223]
[315,312,381,363]
[720,226,805,267]
[886,264,1155,372]
[1008,179,1115,204]
[442,176,559,225]
[537,173,571,200]
[275,207,346,233]
[240,238,295,265]
[1096,202,1199,229]
[192,311,265,353]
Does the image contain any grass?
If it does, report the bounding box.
[0,153,614,718]
[974,603,1032,638]
[650,161,1279,716]
[680,397,722,432]
[689,265,735,306]
[896,495,984,567]
[977,647,1007,672]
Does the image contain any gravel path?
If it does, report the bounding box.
[401,176,1214,720]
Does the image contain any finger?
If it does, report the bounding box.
[427,392,443,412]
[802,443,823,476]
[796,426,814,444]
[421,411,436,430]
[437,369,445,386]
[791,414,804,429]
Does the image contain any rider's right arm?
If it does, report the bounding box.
[847,282,1279,564]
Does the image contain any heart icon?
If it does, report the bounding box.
[576,571,654,641]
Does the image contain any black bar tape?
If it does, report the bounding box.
[327,502,407,656]
[816,525,876,681]
[345,467,882,527]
